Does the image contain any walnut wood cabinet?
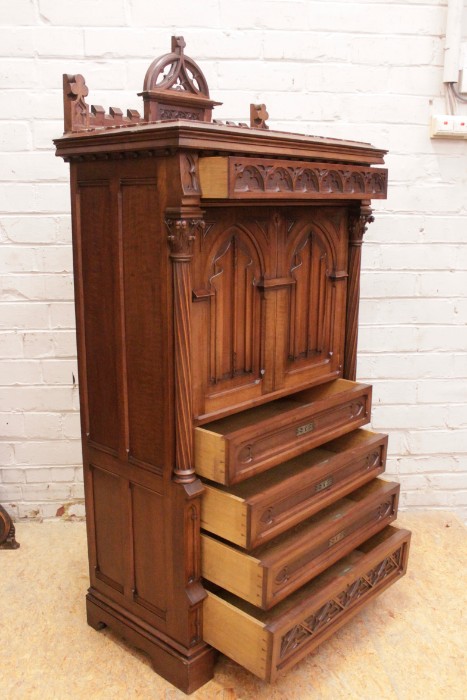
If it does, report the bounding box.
[55,38,410,694]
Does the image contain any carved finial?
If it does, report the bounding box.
[63,73,90,133]
[250,103,269,130]
[172,36,186,54]
[141,37,221,122]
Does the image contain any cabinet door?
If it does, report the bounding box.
[192,208,273,419]
[273,208,348,392]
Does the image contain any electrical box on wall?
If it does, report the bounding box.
[430,114,467,138]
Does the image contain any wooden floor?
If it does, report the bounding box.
[1,511,465,699]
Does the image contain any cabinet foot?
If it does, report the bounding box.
[86,593,215,694]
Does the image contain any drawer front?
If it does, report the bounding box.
[249,431,387,549]
[203,526,411,682]
[229,393,371,484]
[202,480,399,609]
[195,379,372,485]
[201,430,387,550]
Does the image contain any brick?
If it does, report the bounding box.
[428,474,467,490]
[304,2,444,36]
[34,184,71,215]
[358,380,418,406]
[0,0,36,25]
[0,184,36,214]
[0,484,22,500]
[49,302,76,329]
[62,412,81,439]
[15,440,82,466]
[2,468,26,484]
[50,467,78,482]
[447,405,467,429]
[23,330,77,358]
[417,380,467,404]
[1,276,46,301]
[0,152,68,182]
[0,216,58,244]
[131,0,220,27]
[350,34,442,68]
[394,455,464,475]
[0,60,38,89]
[0,360,42,386]
[371,404,446,431]
[0,121,32,152]
[0,332,24,358]
[418,325,467,352]
[0,246,39,273]
[21,483,72,500]
[359,299,459,326]
[407,430,467,455]
[0,413,25,438]
[38,0,126,26]
[263,31,352,62]
[24,412,62,438]
[418,271,467,297]
[360,272,417,298]
[41,359,78,385]
[44,275,75,301]
[37,247,74,273]
[400,491,454,508]
[0,386,75,412]
[358,326,419,354]
[71,483,85,499]
[361,353,459,380]
[32,120,64,150]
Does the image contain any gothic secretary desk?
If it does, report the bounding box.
[55,37,411,694]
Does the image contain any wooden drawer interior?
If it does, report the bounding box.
[202,479,399,609]
[201,429,387,549]
[195,378,372,485]
[203,526,411,682]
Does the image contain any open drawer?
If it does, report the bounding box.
[203,526,411,682]
[194,379,372,485]
[201,429,387,549]
[202,479,399,609]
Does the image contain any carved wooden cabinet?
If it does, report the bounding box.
[55,38,410,694]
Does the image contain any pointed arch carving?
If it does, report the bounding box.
[205,226,264,387]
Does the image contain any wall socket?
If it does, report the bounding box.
[430,114,467,138]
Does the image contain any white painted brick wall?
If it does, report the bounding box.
[1,0,466,522]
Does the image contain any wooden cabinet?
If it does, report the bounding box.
[55,37,410,695]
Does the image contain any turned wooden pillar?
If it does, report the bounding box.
[166,215,205,483]
[344,200,374,381]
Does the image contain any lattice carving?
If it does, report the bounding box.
[230,158,388,199]
[280,546,404,660]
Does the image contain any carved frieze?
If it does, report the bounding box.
[228,157,387,200]
[279,546,404,660]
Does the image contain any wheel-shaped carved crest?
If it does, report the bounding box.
[143,36,210,97]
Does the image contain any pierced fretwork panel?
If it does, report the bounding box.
[208,230,262,386]
[288,231,333,365]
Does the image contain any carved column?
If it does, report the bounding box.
[166,216,205,483]
[344,200,374,381]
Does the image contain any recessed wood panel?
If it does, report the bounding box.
[121,179,169,472]
[92,465,125,592]
[131,482,167,616]
[78,182,119,452]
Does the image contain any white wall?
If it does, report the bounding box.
[1,0,466,522]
